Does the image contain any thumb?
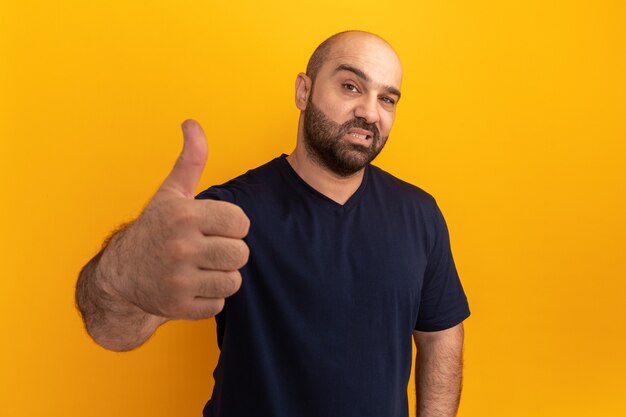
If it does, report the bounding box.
[160,119,208,198]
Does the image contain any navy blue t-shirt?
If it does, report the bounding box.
[197,155,470,417]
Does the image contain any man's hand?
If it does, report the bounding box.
[76,120,250,350]
[104,119,250,319]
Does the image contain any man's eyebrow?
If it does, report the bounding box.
[333,64,401,99]
[334,64,370,81]
[384,85,401,100]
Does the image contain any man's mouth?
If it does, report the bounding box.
[350,132,369,140]
[347,128,373,141]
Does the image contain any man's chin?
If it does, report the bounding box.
[344,144,378,162]
[333,150,374,175]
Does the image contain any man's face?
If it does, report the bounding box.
[300,34,403,177]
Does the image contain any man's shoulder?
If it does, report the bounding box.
[195,156,283,203]
[368,164,437,207]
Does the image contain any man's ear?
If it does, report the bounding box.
[295,72,312,111]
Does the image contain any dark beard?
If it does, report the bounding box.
[303,100,388,177]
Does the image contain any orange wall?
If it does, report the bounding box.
[1,1,625,416]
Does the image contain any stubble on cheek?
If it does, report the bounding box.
[303,100,387,176]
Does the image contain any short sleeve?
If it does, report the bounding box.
[196,186,236,204]
[414,204,470,332]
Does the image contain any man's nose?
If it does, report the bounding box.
[354,95,380,125]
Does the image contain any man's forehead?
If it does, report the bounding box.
[322,34,403,88]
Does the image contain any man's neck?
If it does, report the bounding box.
[286,148,365,206]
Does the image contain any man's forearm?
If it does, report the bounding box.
[75,230,167,352]
[414,324,465,417]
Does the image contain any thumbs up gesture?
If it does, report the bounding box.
[102,120,250,321]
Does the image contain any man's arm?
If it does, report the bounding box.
[413,323,465,417]
[75,226,169,351]
[75,120,250,352]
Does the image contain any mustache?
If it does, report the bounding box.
[339,118,380,140]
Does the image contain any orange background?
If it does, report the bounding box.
[1,1,625,416]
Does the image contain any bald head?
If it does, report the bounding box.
[306,31,402,84]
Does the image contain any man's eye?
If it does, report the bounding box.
[381,97,395,105]
[343,83,359,92]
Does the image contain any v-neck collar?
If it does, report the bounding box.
[275,154,369,213]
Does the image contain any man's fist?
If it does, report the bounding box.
[103,120,250,320]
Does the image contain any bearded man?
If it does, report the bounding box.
[76,30,470,417]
